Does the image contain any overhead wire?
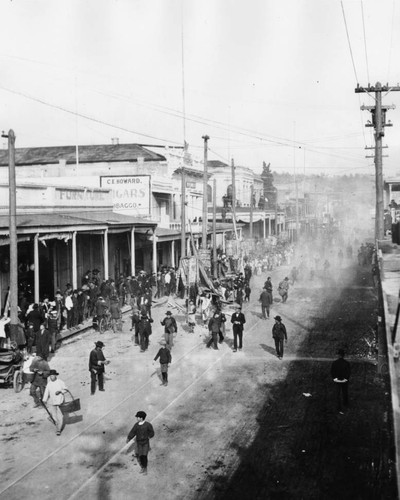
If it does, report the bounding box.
[341,1,359,83]
[360,0,370,84]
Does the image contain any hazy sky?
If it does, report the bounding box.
[0,0,399,177]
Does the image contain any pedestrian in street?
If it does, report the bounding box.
[278,277,290,303]
[160,310,177,349]
[36,321,51,360]
[206,310,224,349]
[259,287,273,319]
[230,305,246,352]
[331,348,351,414]
[130,301,140,345]
[272,315,287,359]
[109,295,121,332]
[29,354,50,407]
[244,280,251,302]
[187,300,196,333]
[126,411,155,475]
[88,341,110,395]
[138,312,153,352]
[42,369,68,436]
[153,340,172,386]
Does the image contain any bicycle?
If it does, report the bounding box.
[98,312,112,334]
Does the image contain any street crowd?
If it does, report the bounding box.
[0,234,370,474]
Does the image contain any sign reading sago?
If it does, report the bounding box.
[100,175,151,215]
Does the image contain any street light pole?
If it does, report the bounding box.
[2,129,18,343]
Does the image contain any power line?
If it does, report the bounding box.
[341,1,359,83]
[0,85,182,146]
[360,0,370,83]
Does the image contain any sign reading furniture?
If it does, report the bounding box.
[100,175,151,216]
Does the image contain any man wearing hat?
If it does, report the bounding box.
[88,341,110,394]
[30,353,50,407]
[272,315,287,359]
[153,340,172,386]
[42,369,68,436]
[160,310,177,349]
[126,411,155,475]
[331,349,351,414]
[138,312,153,352]
[278,277,290,303]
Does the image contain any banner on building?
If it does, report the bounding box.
[100,175,151,216]
[179,256,198,285]
[198,249,211,270]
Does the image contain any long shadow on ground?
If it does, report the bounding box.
[195,266,398,500]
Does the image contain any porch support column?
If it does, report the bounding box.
[152,230,157,274]
[104,229,109,280]
[34,234,40,303]
[171,240,175,268]
[222,231,226,253]
[72,231,77,290]
[263,216,266,239]
[130,227,136,276]
[268,217,272,237]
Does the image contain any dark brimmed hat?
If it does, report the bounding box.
[166,311,172,316]
[338,348,345,356]
[135,411,147,419]
[274,315,282,321]
[49,369,59,376]
[95,341,105,348]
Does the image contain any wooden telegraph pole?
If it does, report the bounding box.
[2,129,18,342]
[355,82,399,240]
[202,135,209,248]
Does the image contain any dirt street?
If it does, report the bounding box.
[0,258,397,499]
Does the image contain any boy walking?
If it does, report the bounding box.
[126,411,155,475]
[153,340,172,386]
[42,369,68,436]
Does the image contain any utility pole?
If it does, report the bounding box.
[181,167,186,259]
[231,158,238,239]
[202,135,209,248]
[212,178,217,278]
[355,82,399,240]
[249,184,254,239]
[2,129,18,343]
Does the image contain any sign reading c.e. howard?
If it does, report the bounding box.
[100,175,151,215]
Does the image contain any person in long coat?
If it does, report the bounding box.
[89,340,109,394]
[230,305,246,352]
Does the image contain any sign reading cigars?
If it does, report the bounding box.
[100,175,151,216]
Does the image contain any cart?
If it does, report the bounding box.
[0,345,23,391]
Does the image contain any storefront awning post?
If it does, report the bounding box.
[34,234,39,303]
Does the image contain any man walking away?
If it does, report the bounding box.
[331,349,351,414]
[231,305,246,352]
[89,341,110,394]
[259,287,272,319]
[42,369,67,436]
[126,411,155,475]
[153,340,172,386]
[207,311,223,350]
[272,315,287,359]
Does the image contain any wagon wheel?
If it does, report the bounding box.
[13,369,24,393]
[99,317,106,334]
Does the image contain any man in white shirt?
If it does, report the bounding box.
[42,369,67,436]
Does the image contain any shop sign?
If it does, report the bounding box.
[100,175,151,215]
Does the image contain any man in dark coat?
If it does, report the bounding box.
[230,305,246,352]
[138,313,153,352]
[89,341,109,394]
[126,410,155,475]
[35,322,51,360]
[272,315,287,359]
[29,354,50,407]
[153,340,172,385]
[259,285,273,319]
[206,311,225,350]
[331,349,351,414]
[160,310,178,350]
